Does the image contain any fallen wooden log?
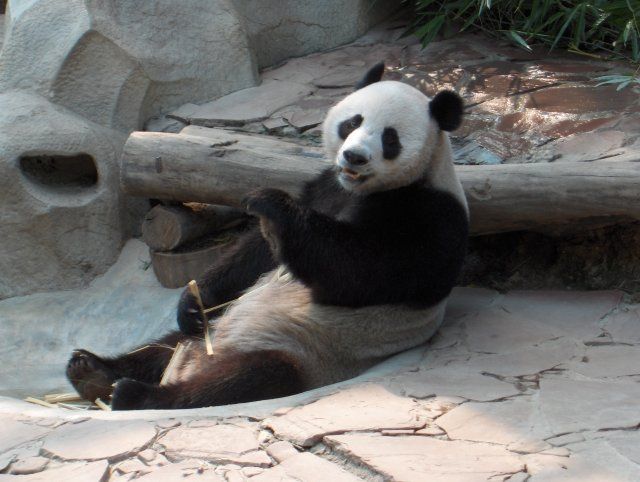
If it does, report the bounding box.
[122,126,326,206]
[121,127,640,235]
[142,203,245,251]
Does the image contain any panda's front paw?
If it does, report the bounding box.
[243,188,296,222]
[177,288,205,335]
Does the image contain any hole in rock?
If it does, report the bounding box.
[19,153,98,193]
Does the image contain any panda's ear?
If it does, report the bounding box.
[429,90,464,131]
[354,62,385,90]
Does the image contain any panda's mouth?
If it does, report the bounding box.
[339,167,369,183]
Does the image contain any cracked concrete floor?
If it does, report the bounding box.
[1,240,639,481]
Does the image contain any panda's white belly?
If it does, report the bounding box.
[211,267,447,388]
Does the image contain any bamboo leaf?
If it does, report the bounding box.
[508,30,533,51]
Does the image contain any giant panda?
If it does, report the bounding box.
[66,63,469,410]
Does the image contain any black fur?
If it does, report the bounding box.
[429,90,464,131]
[355,62,385,90]
[110,350,304,410]
[382,127,402,160]
[338,114,364,140]
[245,170,468,308]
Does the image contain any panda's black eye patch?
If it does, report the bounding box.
[382,127,401,160]
[338,114,363,140]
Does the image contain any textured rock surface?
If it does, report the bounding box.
[158,424,271,466]
[41,420,156,460]
[0,460,109,481]
[187,81,314,126]
[232,0,396,68]
[252,452,361,482]
[0,0,257,130]
[135,460,224,481]
[325,434,526,481]
[0,91,127,299]
[0,420,50,453]
[0,240,180,397]
[264,384,424,446]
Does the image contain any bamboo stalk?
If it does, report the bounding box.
[24,397,56,408]
[94,398,112,411]
[44,392,83,403]
[160,342,186,386]
[188,280,214,355]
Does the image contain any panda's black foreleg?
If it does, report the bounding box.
[111,350,305,410]
[66,331,188,402]
[177,225,276,335]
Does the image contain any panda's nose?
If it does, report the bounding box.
[343,150,368,166]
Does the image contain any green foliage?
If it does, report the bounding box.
[595,72,640,90]
[406,0,640,62]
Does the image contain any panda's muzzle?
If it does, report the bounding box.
[339,150,371,182]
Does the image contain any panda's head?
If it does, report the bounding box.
[322,62,463,194]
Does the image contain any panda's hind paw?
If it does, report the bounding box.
[66,349,116,403]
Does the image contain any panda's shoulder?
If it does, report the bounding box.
[368,183,466,221]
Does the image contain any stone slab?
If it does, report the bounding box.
[531,441,640,481]
[263,384,423,447]
[135,460,224,481]
[437,397,552,453]
[252,452,361,482]
[0,461,108,482]
[391,366,520,402]
[159,424,271,467]
[567,345,640,378]
[607,431,640,465]
[464,307,560,353]
[326,434,525,482]
[265,441,298,463]
[0,420,50,453]
[604,309,640,343]
[465,338,581,377]
[540,376,640,435]
[498,290,622,341]
[189,81,313,126]
[41,419,156,461]
[8,456,49,475]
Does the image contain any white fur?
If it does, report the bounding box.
[212,270,446,388]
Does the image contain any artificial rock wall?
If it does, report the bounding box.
[0,0,394,299]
